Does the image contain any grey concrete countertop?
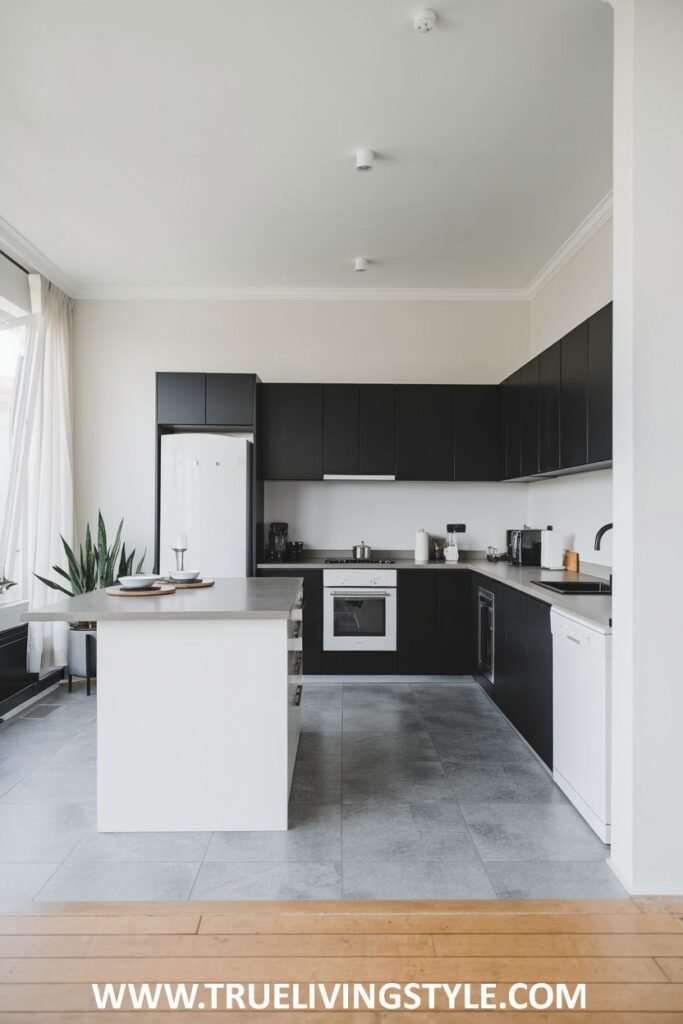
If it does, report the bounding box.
[258,558,612,633]
[23,577,303,623]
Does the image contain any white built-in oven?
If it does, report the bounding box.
[323,569,397,652]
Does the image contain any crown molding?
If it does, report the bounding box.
[524,192,613,300]
[75,284,527,302]
[0,216,77,298]
[1,194,613,305]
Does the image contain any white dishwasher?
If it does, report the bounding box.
[550,609,612,842]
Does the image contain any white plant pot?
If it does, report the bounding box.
[67,628,97,678]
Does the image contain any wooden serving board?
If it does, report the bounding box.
[106,584,177,597]
[172,579,215,590]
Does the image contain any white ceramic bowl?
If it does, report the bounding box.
[170,570,200,582]
[118,574,162,590]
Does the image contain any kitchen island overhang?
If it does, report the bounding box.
[24,577,303,833]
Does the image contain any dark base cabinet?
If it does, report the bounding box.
[257,569,322,674]
[524,597,553,769]
[475,583,553,769]
[439,571,475,675]
[398,571,440,674]
[0,625,64,719]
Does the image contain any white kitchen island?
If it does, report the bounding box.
[24,577,303,832]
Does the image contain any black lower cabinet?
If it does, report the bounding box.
[477,583,553,768]
[499,587,528,739]
[398,570,440,674]
[323,652,397,675]
[524,597,553,768]
[439,571,475,674]
[0,625,63,718]
[257,569,322,674]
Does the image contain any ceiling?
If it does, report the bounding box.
[0,0,613,295]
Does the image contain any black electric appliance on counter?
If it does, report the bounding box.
[506,528,542,566]
[268,522,288,561]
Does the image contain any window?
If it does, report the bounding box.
[0,321,26,601]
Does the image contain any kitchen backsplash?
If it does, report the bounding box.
[265,470,613,567]
[264,480,528,555]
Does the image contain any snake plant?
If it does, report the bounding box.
[35,512,145,597]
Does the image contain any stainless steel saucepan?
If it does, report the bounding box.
[352,542,372,561]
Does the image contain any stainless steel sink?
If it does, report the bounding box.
[531,580,612,596]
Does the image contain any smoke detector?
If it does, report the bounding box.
[356,148,375,172]
[413,8,437,33]
[354,257,369,273]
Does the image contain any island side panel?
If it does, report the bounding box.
[96,617,289,832]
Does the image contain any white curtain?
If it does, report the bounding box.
[0,275,74,671]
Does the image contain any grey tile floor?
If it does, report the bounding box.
[0,679,627,901]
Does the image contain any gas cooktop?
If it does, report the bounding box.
[324,558,395,565]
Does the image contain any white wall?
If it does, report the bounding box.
[529,218,613,356]
[611,0,683,894]
[265,480,528,555]
[72,298,529,554]
[526,470,612,567]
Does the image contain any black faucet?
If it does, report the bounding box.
[594,523,613,550]
[594,523,613,595]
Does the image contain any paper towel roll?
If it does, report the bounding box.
[415,529,430,564]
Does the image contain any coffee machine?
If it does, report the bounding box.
[268,522,288,561]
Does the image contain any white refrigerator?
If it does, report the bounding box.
[159,433,252,578]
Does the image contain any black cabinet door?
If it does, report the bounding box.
[587,303,613,464]
[395,385,454,481]
[156,373,206,425]
[524,597,553,768]
[262,384,323,480]
[520,358,540,477]
[500,370,522,480]
[453,386,499,480]
[206,374,257,427]
[560,321,589,469]
[359,384,396,476]
[539,341,561,473]
[438,571,474,675]
[323,385,359,476]
[501,587,527,738]
[398,570,440,674]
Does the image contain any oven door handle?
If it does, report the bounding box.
[328,590,393,598]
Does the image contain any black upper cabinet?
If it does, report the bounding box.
[501,370,522,480]
[262,384,323,480]
[396,385,454,481]
[323,385,360,476]
[539,341,561,474]
[520,358,540,477]
[453,386,499,481]
[587,303,613,464]
[524,597,553,769]
[359,384,396,476]
[398,570,440,674]
[157,373,205,425]
[560,321,589,469]
[206,373,257,427]
[439,571,475,674]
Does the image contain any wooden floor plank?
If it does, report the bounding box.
[0,933,436,959]
[0,954,667,983]
[5,1015,683,1024]
[198,911,680,935]
[0,898,639,916]
[656,958,683,982]
[0,914,201,936]
[3,931,683,959]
